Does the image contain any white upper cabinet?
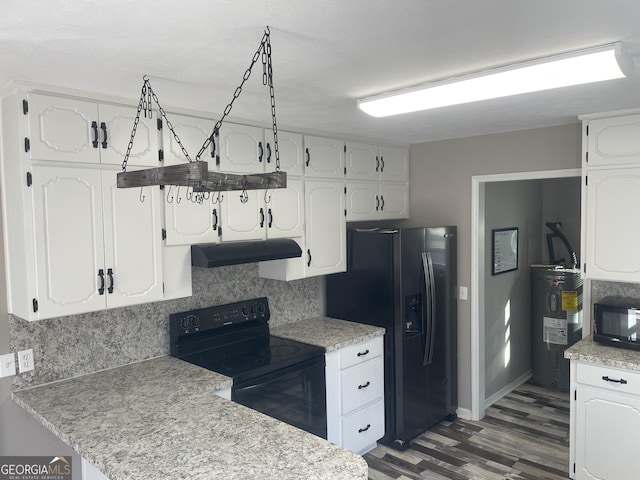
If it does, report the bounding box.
[28,165,163,319]
[303,135,345,179]
[586,113,640,166]
[345,142,409,182]
[268,130,304,176]
[26,93,159,167]
[219,189,267,241]
[582,110,640,282]
[161,112,216,166]
[265,178,304,239]
[217,122,265,174]
[346,181,409,221]
[160,113,220,246]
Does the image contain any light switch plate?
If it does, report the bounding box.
[0,353,16,377]
[459,286,468,301]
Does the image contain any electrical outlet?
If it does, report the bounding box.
[0,353,17,377]
[459,286,468,301]
[18,348,34,373]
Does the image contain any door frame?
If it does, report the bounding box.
[470,168,583,421]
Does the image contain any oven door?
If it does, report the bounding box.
[232,356,327,439]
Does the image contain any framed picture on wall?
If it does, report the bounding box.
[492,227,518,275]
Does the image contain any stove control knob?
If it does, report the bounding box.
[180,317,190,330]
[258,303,266,313]
[190,316,200,329]
[250,304,257,315]
[241,306,249,317]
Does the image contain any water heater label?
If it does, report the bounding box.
[561,291,578,311]
[543,316,568,345]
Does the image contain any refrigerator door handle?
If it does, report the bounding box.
[421,252,437,366]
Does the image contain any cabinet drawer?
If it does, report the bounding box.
[340,337,383,370]
[577,363,640,396]
[342,399,385,454]
[341,356,383,414]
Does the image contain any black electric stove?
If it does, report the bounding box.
[169,297,327,438]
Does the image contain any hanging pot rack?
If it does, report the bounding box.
[116,27,286,199]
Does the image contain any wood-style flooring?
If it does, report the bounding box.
[364,382,570,480]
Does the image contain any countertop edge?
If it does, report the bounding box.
[564,336,640,372]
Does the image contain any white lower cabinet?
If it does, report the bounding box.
[325,336,385,455]
[571,362,640,480]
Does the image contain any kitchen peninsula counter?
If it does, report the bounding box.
[12,355,368,480]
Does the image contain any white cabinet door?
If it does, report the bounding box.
[379,182,409,220]
[304,179,346,276]
[162,113,216,166]
[269,130,304,176]
[587,114,640,166]
[575,384,640,480]
[101,173,164,308]
[99,103,159,167]
[584,168,640,281]
[219,189,267,241]
[380,145,409,182]
[266,178,304,239]
[346,182,378,221]
[31,165,106,317]
[345,141,379,181]
[27,94,100,163]
[27,94,159,167]
[304,135,345,179]
[161,113,219,245]
[218,122,265,174]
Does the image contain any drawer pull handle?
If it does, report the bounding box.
[358,424,371,433]
[357,349,370,357]
[358,381,371,390]
[602,375,628,385]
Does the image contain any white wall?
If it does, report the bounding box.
[407,123,582,411]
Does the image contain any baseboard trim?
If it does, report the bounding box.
[484,370,532,410]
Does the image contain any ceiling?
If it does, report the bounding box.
[2,0,640,146]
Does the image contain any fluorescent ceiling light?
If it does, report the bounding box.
[358,43,634,117]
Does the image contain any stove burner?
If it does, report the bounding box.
[259,344,302,357]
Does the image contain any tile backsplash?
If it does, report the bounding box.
[9,264,322,390]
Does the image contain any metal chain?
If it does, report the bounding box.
[123,27,281,179]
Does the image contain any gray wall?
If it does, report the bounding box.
[484,180,542,399]
[407,123,582,411]
[540,177,582,266]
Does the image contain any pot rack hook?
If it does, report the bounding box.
[139,187,146,203]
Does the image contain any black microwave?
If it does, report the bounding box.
[594,296,640,351]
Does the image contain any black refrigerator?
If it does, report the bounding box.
[325,227,457,450]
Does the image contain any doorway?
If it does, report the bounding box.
[470,168,585,421]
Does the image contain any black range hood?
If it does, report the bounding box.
[191,239,302,268]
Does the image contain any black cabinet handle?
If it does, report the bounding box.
[107,268,114,294]
[305,148,310,166]
[357,349,369,357]
[375,195,380,211]
[212,209,218,230]
[258,141,263,163]
[259,207,265,228]
[100,122,108,149]
[266,143,272,163]
[307,249,312,267]
[98,269,105,295]
[358,381,370,390]
[602,375,628,385]
[91,121,99,148]
[380,156,384,172]
[380,195,385,211]
[358,424,371,433]
[375,156,380,172]
[268,208,273,228]
[210,133,216,158]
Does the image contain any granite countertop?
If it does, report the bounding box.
[271,316,385,352]
[565,336,640,371]
[13,355,367,480]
